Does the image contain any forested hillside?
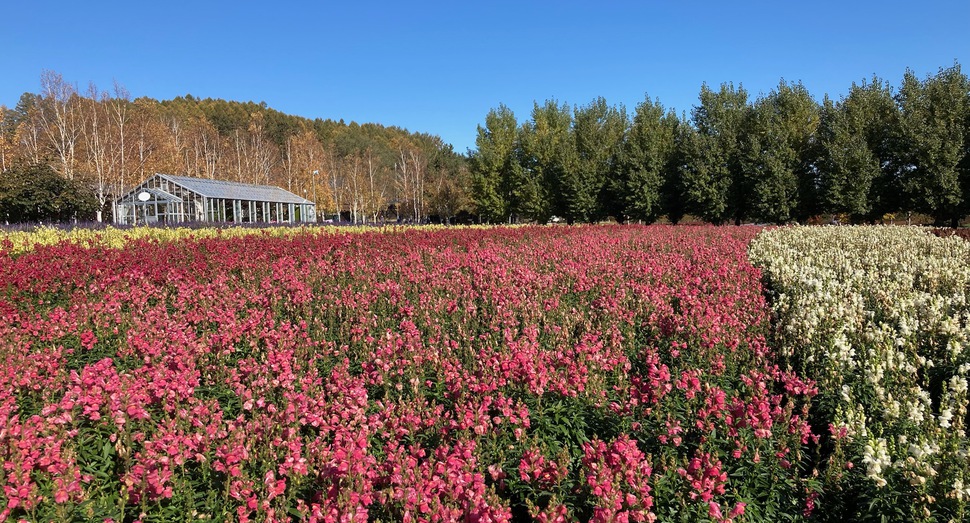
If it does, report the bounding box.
[0,71,470,224]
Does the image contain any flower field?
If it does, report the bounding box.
[1,224,967,522]
[0,225,823,522]
[750,226,970,522]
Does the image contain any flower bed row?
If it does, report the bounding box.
[0,224,339,256]
[749,226,970,522]
[0,225,817,522]
[0,224,483,256]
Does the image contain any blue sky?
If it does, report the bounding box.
[2,1,967,153]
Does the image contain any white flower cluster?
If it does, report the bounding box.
[750,226,970,495]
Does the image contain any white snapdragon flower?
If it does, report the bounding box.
[952,479,970,501]
[885,398,900,419]
[840,385,852,402]
[862,438,892,487]
[949,376,968,395]
[906,401,925,424]
[940,408,953,429]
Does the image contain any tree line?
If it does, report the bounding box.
[0,70,471,224]
[4,64,969,227]
[470,63,970,226]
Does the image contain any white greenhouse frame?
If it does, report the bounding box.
[114,174,316,226]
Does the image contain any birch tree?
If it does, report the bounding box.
[325,146,343,222]
[38,70,83,179]
[0,105,12,172]
[80,84,114,221]
[365,148,388,222]
[110,82,131,194]
[247,112,275,185]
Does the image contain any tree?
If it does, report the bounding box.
[9,93,38,130]
[79,83,115,222]
[617,96,680,223]
[567,97,627,223]
[683,83,750,224]
[191,116,222,180]
[818,77,902,222]
[109,81,132,196]
[364,147,390,223]
[131,98,163,182]
[9,94,43,166]
[247,112,276,185]
[470,104,519,223]
[324,145,345,221]
[661,121,691,224]
[897,64,970,226]
[395,141,427,223]
[0,104,13,172]
[284,127,329,211]
[427,150,472,224]
[742,101,797,223]
[776,81,822,221]
[962,80,970,211]
[37,70,82,179]
[0,162,97,223]
[518,100,573,222]
[817,96,878,220]
[742,80,820,223]
[678,128,732,224]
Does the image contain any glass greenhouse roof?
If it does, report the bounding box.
[138,187,182,202]
[159,174,314,204]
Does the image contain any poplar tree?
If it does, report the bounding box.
[565,97,626,223]
[682,83,749,224]
[617,96,680,223]
[818,77,901,222]
[518,100,573,223]
[743,81,820,223]
[470,104,519,223]
[897,65,970,226]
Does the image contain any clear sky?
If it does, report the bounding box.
[2,1,967,153]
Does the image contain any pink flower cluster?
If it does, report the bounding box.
[0,225,819,521]
[583,435,654,523]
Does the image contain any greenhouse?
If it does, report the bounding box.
[114,174,317,225]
